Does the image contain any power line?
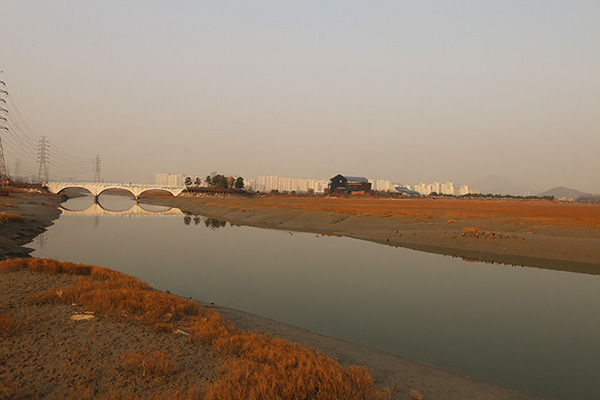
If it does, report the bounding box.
[1,78,98,182]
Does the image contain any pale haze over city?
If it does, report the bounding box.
[1,1,599,193]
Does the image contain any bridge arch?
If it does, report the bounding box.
[97,187,137,199]
[55,186,95,198]
[138,188,176,198]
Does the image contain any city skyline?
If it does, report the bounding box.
[1,2,599,193]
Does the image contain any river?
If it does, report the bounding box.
[30,194,600,400]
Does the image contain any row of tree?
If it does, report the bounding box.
[184,172,244,190]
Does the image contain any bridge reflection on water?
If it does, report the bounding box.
[58,195,230,231]
[60,201,183,217]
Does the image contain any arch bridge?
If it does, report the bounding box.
[45,182,186,199]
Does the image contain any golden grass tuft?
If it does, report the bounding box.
[0,212,24,224]
[121,350,178,377]
[0,313,28,337]
[203,332,389,400]
[0,257,93,275]
[0,258,390,399]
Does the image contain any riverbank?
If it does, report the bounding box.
[0,187,62,260]
[149,196,600,275]
[1,189,545,399]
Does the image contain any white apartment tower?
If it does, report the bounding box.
[155,172,185,187]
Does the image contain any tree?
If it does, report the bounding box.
[214,174,228,189]
[184,177,193,187]
[194,177,202,187]
[226,176,235,189]
[234,177,244,189]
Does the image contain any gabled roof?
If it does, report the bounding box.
[345,176,369,183]
[330,174,369,183]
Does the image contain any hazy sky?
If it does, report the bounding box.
[1,1,599,192]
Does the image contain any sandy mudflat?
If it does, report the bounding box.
[0,269,219,399]
[148,195,600,275]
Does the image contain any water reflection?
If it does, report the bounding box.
[60,194,180,216]
[182,215,232,229]
[97,190,135,212]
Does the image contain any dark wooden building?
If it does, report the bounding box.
[329,174,372,194]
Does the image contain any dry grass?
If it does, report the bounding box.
[0,313,28,337]
[0,258,390,400]
[0,212,24,224]
[121,350,178,377]
[0,202,15,207]
[211,196,600,227]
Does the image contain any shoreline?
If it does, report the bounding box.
[146,196,600,275]
[0,188,62,260]
[1,190,548,399]
[199,300,543,400]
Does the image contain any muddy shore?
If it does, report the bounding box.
[0,190,547,399]
[147,196,600,276]
[0,189,62,260]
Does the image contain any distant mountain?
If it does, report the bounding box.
[538,186,593,199]
[473,175,534,196]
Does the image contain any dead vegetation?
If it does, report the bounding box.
[0,313,28,337]
[0,258,390,400]
[121,350,178,377]
[0,212,24,224]
[213,196,600,227]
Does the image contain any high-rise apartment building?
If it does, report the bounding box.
[441,181,455,195]
[258,176,328,193]
[155,172,185,187]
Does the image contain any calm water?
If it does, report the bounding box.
[31,195,600,400]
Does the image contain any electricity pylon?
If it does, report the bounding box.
[0,78,7,186]
[37,136,49,183]
[0,129,7,187]
[14,160,21,179]
[93,154,102,182]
